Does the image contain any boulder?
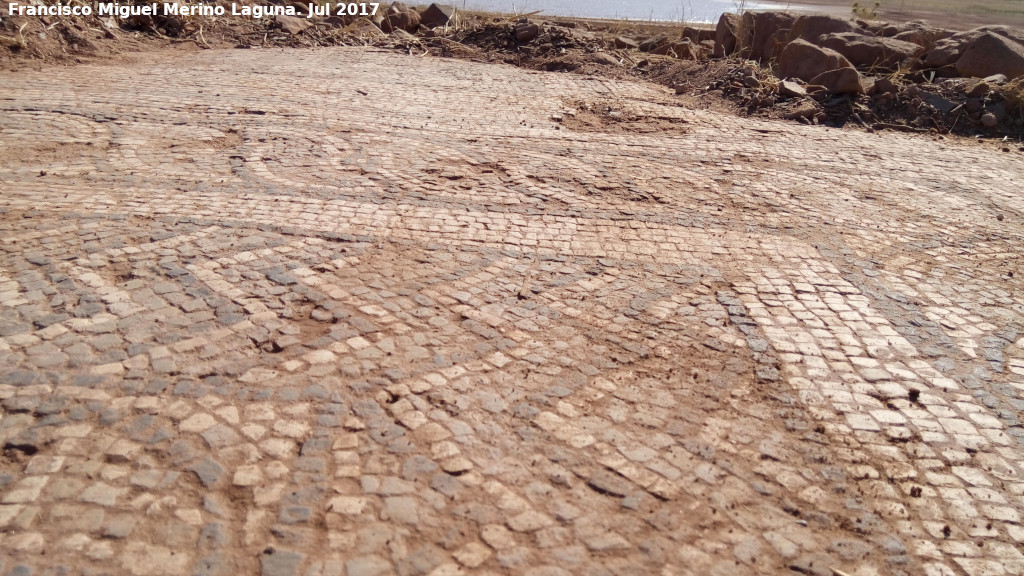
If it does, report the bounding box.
[419,3,455,28]
[925,25,1024,68]
[714,12,741,57]
[515,21,540,43]
[974,25,1024,44]
[809,67,864,94]
[817,32,924,71]
[893,28,949,49]
[682,26,715,43]
[925,37,963,67]
[956,32,1024,79]
[671,39,706,60]
[869,77,898,95]
[776,39,852,82]
[892,21,952,50]
[908,88,958,113]
[651,38,706,60]
[275,15,312,34]
[380,7,420,33]
[859,21,885,35]
[785,101,820,119]
[614,36,639,50]
[737,11,796,62]
[786,14,855,44]
[640,34,670,52]
[967,81,991,98]
[778,80,807,98]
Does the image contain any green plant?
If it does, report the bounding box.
[852,0,882,19]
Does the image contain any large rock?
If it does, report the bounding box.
[778,80,807,98]
[275,15,312,34]
[714,12,741,57]
[776,39,852,82]
[892,20,952,50]
[382,3,402,22]
[956,32,1024,79]
[926,37,964,67]
[385,11,419,32]
[380,7,420,33]
[810,67,864,94]
[786,15,855,44]
[737,11,796,62]
[652,38,706,60]
[859,21,886,35]
[817,32,924,71]
[682,26,715,43]
[870,77,898,95]
[639,34,670,52]
[614,36,639,49]
[925,25,1024,67]
[514,21,539,43]
[878,24,899,37]
[420,3,455,28]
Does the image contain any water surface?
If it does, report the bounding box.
[456,0,803,23]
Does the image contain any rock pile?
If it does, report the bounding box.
[698,11,1024,130]
[4,0,1022,135]
[330,5,1024,132]
[714,12,1024,92]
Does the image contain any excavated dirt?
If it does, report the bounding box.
[3,8,1023,143]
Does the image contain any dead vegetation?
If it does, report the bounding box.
[996,77,1024,117]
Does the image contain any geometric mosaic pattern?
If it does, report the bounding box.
[1,48,1023,576]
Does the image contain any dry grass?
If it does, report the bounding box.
[0,23,28,50]
[996,78,1024,116]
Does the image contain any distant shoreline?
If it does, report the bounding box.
[460,0,1024,31]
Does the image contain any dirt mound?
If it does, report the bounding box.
[0,5,406,67]
[2,5,1022,141]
